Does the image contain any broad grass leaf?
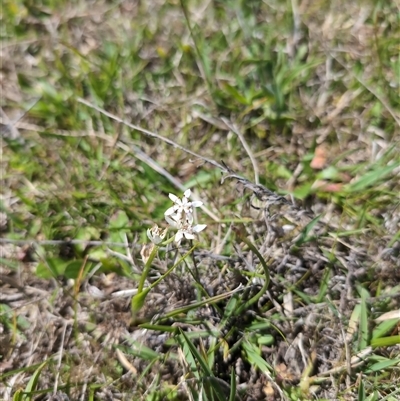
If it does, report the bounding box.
[176,330,201,380]
[64,259,92,279]
[109,210,129,229]
[36,257,68,278]
[21,361,48,401]
[75,226,101,253]
[256,335,274,346]
[0,257,19,270]
[346,164,399,192]
[116,343,159,361]
[372,318,399,340]
[363,392,378,401]
[358,379,365,401]
[13,389,23,401]
[366,357,400,373]
[178,329,213,376]
[358,285,370,350]
[316,267,330,303]
[371,335,400,348]
[241,340,273,372]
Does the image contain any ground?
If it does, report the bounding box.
[1,1,400,400]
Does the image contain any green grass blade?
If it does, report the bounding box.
[21,361,48,401]
[358,286,370,350]
[371,335,400,348]
[178,329,213,377]
[358,379,365,401]
[13,389,23,401]
[241,340,273,372]
[347,163,399,192]
[229,367,239,401]
[366,357,400,373]
[372,318,399,340]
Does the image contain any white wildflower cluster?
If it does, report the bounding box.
[146,189,206,245]
[164,189,207,243]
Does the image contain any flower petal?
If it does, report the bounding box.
[184,189,191,198]
[193,224,207,233]
[169,193,179,203]
[191,201,203,208]
[175,230,184,243]
[164,206,178,216]
[185,213,194,225]
[165,214,180,228]
[183,232,195,240]
[171,212,183,222]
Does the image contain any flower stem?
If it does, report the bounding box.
[137,244,158,294]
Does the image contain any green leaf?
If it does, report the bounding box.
[318,165,341,180]
[221,83,249,105]
[229,368,238,401]
[13,389,23,401]
[74,226,101,253]
[117,342,159,361]
[176,330,201,381]
[364,392,378,401]
[131,288,150,314]
[358,285,370,350]
[35,258,68,278]
[372,318,399,340]
[21,361,48,401]
[219,295,239,328]
[346,163,399,192]
[316,265,331,303]
[256,334,274,346]
[178,329,213,377]
[247,318,271,331]
[0,257,19,270]
[139,323,178,334]
[203,377,237,401]
[366,357,400,373]
[294,214,322,246]
[184,169,220,188]
[88,247,108,262]
[292,182,314,199]
[371,335,400,348]
[109,210,129,229]
[241,339,273,372]
[64,259,90,279]
[358,379,365,401]
[177,329,230,400]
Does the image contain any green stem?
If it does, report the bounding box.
[137,233,176,294]
[137,244,158,294]
[234,227,271,315]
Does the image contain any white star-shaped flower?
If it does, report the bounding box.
[164,189,203,224]
[164,189,207,243]
[174,223,207,244]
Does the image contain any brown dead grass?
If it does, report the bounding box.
[1,0,400,400]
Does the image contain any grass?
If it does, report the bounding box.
[1,0,400,400]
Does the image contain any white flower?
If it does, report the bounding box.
[164,189,207,243]
[175,223,207,243]
[166,213,206,243]
[164,189,203,224]
[164,213,181,229]
[147,224,167,244]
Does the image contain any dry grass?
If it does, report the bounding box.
[1,0,400,400]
